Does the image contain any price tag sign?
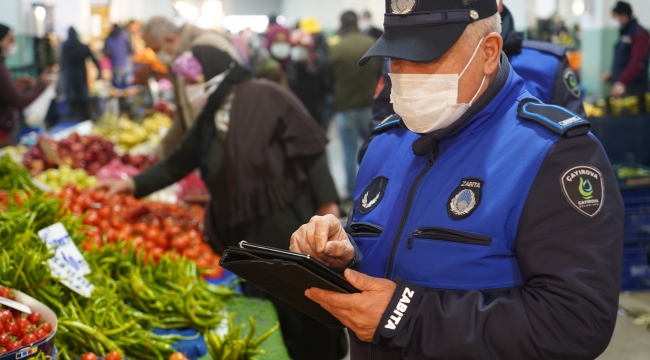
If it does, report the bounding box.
[38,223,94,298]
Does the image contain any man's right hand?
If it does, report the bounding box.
[601,71,611,84]
[290,215,355,268]
[96,179,134,198]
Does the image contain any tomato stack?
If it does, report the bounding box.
[57,185,222,277]
[0,288,54,355]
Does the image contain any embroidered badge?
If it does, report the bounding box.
[391,0,416,14]
[448,178,483,220]
[563,68,581,98]
[561,165,604,218]
[358,176,389,214]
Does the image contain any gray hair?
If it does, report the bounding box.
[462,12,502,44]
[142,16,180,42]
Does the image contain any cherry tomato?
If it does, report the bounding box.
[145,227,161,242]
[0,310,13,323]
[195,257,210,269]
[6,341,21,351]
[99,219,111,231]
[82,210,99,226]
[183,247,199,259]
[0,321,4,334]
[21,333,37,346]
[4,321,18,334]
[105,350,122,360]
[86,227,101,237]
[134,223,148,234]
[33,329,47,340]
[119,224,133,241]
[0,333,9,345]
[106,228,119,243]
[168,352,188,360]
[15,318,29,330]
[98,206,111,220]
[170,235,189,251]
[91,189,106,203]
[27,312,41,325]
[144,241,157,251]
[81,352,98,360]
[165,226,182,239]
[187,229,199,240]
[110,217,123,229]
[0,287,14,299]
[40,322,52,334]
[131,235,145,248]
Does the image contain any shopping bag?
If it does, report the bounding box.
[24,83,57,127]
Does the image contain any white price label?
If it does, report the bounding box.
[38,223,94,298]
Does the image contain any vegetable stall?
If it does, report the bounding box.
[0,119,291,359]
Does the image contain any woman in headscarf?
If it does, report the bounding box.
[61,27,100,120]
[266,24,291,71]
[99,45,346,360]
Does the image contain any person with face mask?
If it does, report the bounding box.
[358,0,587,163]
[266,24,292,71]
[289,1,624,359]
[602,1,649,113]
[98,43,346,360]
[361,11,383,41]
[141,16,243,159]
[286,26,330,129]
[0,23,52,146]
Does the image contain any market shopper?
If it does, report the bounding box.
[61,27,101,121]
[98,44,347,360]
[0,23,51,146]
[142,16,243,159]
[602,1,649,113]
[290,1,624,359]
[358,0,586,163]
[329,10,381,200]
[104,24,133,89]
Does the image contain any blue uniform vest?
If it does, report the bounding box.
[509,41,565,105]
[351,69,562,291]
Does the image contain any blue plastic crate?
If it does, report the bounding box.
[622,239,650,264]
[620,186,650,290]
[621,263,650,291]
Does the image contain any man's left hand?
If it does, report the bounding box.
[305,269,396,342]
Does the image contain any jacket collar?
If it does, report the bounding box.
[412,53,524,156]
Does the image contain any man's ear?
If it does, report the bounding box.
[483,32,503,75]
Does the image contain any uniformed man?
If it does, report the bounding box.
[290,1,624,359]
[358,0,585,163]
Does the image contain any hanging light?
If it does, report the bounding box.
[201,0,222,17]
[34,6,46,21]
[572,0,585,16]
[174,1,199,20]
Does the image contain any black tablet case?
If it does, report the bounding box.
[218,245,359,328]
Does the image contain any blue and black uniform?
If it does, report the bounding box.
[358,6,585,163]
[344,56,624,359]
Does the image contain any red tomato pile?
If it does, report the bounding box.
[81,351,121,360]
[0,287,54,355]
[57,185,222,277]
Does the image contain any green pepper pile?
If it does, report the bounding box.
[204,314,279,360]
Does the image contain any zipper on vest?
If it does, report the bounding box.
[349,222,383,237]
[385,149,438,279]
[408,227,492,249]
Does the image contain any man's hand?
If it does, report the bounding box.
[290,215,354,268]
[16,76,35,91]
[612,81,626,98]
[306,269,397,342]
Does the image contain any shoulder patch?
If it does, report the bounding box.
[560,165,604,217]
[518,99,591,138]
[372,114,402,135]
[563,68,581,98]
[522,39,567,58]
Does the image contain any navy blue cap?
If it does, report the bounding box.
[359,0,498,66]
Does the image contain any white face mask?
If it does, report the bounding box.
[270,43,291,60]
[5,43,17,57]
[156,50,175,65]
[185,66,232,113]
[389,37,487,134]
[290,46,310,62]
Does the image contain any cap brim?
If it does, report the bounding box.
[359,22,470,66]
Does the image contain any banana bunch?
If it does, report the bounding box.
[204,314,279,360]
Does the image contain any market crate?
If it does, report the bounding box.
[620,185,650,291]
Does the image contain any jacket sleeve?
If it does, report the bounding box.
[374,134,624,360]
[132,119,201,198]
[617,29,650,85]
[358,62,393,164]
[0,64,46,111]
[550,55,586,118]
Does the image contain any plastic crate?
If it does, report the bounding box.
[620,186,650,290]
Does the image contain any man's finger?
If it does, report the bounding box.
[306,288,353,310]
[313,217,331,253]
[344,269,377,291]
[324,240,351,258]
